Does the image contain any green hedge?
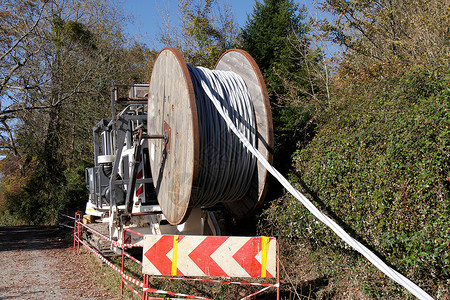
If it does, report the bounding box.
[265,58,449,296]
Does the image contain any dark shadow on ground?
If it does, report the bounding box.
[0,226,70,252]
[215,275,332,299]
[251,276,332,299]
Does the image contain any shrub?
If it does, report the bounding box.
[264,57,449,297]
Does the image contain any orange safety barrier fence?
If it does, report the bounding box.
[58,212,280,299]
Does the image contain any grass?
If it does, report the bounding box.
[272,235,424,299]
[81,248,142,299]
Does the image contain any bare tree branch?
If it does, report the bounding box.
[0,1,47,63]
[0,119,18,156]
[0,58,27,92]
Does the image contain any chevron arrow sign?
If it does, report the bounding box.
[142,235,277,278]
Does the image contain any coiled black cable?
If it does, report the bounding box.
[187,65,257,207]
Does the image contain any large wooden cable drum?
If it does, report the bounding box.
[148,48,273,225]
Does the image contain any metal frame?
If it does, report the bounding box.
[86,84,161,213]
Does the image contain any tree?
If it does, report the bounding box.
[241,0,310,101]
[0,0,156,224]
[318,0,450,63]
[241,0,328,175]
[0,0,48,155]
[159,0,240,67]
[260,1,450,297]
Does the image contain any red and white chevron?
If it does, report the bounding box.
[142,235,277,278]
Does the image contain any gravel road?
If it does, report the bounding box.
[0,226,114,300]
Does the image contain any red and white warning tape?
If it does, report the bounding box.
[59,213,75,220]
[144,287,211,299]
[75,228,215,300]
[76,235,146,288]
[123,243,143,248]
[76,223,144,249]
[58,222,74,229]
[123,280,143,299]
[124,228,145,237]
[148,276,278,299]
[58,213,75,229]
[152,276,278,288]
[240,285,274,299]
[78,235,211,300]
[124,250,143,266]
[77,221,122,248]
[122,228,144,248]
[71,217,277,300]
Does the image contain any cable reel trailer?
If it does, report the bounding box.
[84,48,273,250]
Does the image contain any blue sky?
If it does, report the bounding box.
[123,0,331,51]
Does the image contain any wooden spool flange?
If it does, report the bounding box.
[147,48,273,225]
[215,49,274,219]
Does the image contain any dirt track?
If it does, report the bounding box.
[0,226,114,300]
